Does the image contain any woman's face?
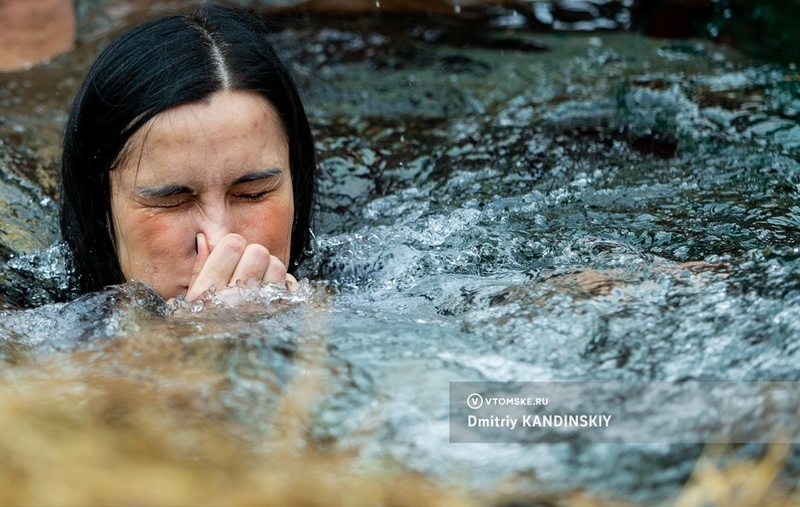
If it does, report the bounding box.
[110,90,294,299]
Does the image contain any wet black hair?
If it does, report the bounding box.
[59,3,316,295]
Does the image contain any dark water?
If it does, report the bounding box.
[1,5,800,503]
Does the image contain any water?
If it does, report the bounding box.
[1,6,799,504]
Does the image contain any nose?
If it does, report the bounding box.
[196,201,235,253]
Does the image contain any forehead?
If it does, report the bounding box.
[135,91,285,150]
[115,91,289,183]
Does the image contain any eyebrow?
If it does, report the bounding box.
[231,167,283,185]
[137,184,192,198]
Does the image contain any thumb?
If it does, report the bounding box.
[188,232,210,294]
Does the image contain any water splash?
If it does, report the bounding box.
[7,242,74,294]
[167,278,316,317]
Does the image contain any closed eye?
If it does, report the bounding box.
[150,199,190,208]
[234,191,269,201]
[137,184,193,208]
[230,168,284,201]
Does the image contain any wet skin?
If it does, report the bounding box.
[110,90,296,300]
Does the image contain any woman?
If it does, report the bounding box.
[59,4,317,301]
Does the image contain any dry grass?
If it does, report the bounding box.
[0,379,470,506]
[674,443,799,507]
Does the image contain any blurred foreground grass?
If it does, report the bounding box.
[0,328,797,507]
[0,324,475,507]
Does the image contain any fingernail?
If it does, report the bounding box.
[194,234,198,255]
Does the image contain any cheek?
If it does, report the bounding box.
[239,202,294,252]
[134,213,188,245]
[119,213,195,272]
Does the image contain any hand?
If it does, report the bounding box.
[186,232,297,301]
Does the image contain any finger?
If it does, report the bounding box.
[264,255,288,285]
[230,243,271,286]
[186,234,246,300]
[285,272,299,292]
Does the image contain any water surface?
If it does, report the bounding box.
[1,9,799,504]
